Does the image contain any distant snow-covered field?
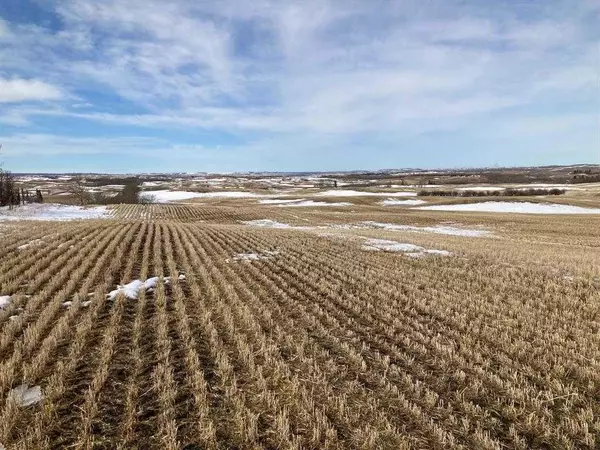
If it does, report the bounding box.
[316,189,416,197]
[418,201,600,214]
[144,190,269,202]
[380,199,427,206]
[0,204,111,221]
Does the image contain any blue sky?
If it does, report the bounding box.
[0,0,598,173]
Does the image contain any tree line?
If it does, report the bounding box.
[69,179,153,205]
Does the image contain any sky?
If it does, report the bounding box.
[0,0,598,173]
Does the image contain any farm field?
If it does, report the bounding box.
[0,198,599,449]
[4,0,599,446]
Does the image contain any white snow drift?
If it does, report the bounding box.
[259,199,305,204]
[455,186,506,192]
[8,384,43,407]
[381,199,427,206]
[363,239,451,257]
[0,295,11,309]
[417,202,600,215]
[0,204,110,221]
[17,239,45,250]
[243,219,292,228]
[107,275,185,300]
[316,190,416,197]
[361,221,492,237]
[231,250,279,262]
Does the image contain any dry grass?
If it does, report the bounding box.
[0,202,598,449]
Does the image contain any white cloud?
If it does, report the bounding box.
[0,78,63,103]
[482,114,598,138]
[0,134,165,156]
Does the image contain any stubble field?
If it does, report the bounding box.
[0,202,598,449]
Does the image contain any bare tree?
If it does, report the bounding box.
[68,178,91,206]
[0,143,20,208]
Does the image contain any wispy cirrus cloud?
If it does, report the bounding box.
[0,133,166,156]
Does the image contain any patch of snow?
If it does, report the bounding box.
[233,253,260,261]
[363,239,423,253]
[362,239,451,257]
[144,190,269,202]
[17,176,52,182]
[108,280,145,300]
[259,199,305,204]
[107,275,183,300]
[82,301,92,307]
[392,184,445,188]
[143,277,160,290]
[276,200,351,207]
[8,384,43,407]
[17,239,45,250]
[0,296,11,309]
[510,184,580,189]
[361,221,492,237]
[93,184,125,190]
[0,204,110,221]
[455,187,506,192]
[423,249,453,256]
[232,250,279,262]
[381,199,427,206]
[417,202,600,215]
[316,190,416,197]
[242,219,316,231]
[243,219,291,228]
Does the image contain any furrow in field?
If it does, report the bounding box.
[75,223,149,445]
[161,223,218,448]
[117,223,155,448]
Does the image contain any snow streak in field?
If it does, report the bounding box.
[243,219,292,228]
[360,221,492,237]
[277,200,351,207]
[231,250,279,261]
[316,190,417,197]
[381,199,427,206]
[363,238,451,257]
[107,275,183,300]
[0,204,111,221]
[0,295,11,308]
